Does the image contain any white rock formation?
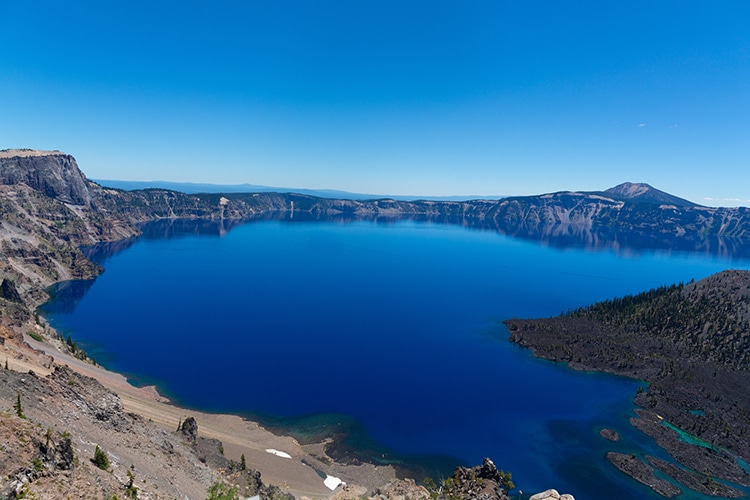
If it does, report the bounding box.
[529,489,575,500]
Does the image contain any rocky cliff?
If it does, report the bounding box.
[0,149,92,207]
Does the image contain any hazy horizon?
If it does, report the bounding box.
[91,177,702,206]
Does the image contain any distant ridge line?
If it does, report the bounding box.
[91,178,505,202]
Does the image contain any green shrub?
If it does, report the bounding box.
[206,482,239,500]
[27,330,44,342]
[92,445,110,470]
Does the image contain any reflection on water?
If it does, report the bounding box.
[82,214,750,266]
[43,279,96,315]
[82,238,140,265]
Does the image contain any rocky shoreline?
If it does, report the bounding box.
[505,270,750,498]
[606,452,681,498]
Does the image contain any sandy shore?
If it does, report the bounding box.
[19,333,396,498]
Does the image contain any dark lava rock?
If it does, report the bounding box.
[599,428,620,442]
[646,455,744,498]
[607,452,681,498]
[631,409,750,487]
[55,436,75,471]
[0,278,23,304]
[180,416,198,444]
[505,271,750,488]
[179,416,229,469]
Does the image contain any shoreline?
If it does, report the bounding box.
[505,302,750,498]
[17,331,399,498]
[30,312,461,483]
[31,224,466,494]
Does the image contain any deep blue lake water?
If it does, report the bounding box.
[41,218,750,499]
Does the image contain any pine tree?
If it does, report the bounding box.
[499,470,515,490]
[66,335,76,353]
[240,453,247,471]
[92,445,110,470]
[14,393,25,419]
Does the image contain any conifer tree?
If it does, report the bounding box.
[14,393,25,419]
[66,335,77,354]
[92,445,110,470]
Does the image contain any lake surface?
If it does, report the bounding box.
[41,218,750,499]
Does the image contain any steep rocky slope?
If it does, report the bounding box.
[0,362,214,499]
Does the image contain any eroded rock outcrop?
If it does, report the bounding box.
[0,278,23,304]
[180,416,198,444]
[48,365,129,431]
[0,149,91,206]
[442,457,513,500]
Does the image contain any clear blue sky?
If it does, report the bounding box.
[2,1,748,205]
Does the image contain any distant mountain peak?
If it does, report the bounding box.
[603,182,698,207]
[607,182,654,197]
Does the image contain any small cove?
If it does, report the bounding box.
[41,218,750,499]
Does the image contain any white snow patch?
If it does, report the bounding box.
[265,449,292,459]
[324,475,345,490]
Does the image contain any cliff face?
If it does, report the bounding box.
[0,150,92,206]
[0,151,126,306]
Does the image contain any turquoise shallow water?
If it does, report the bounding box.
[41,218,750,499]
